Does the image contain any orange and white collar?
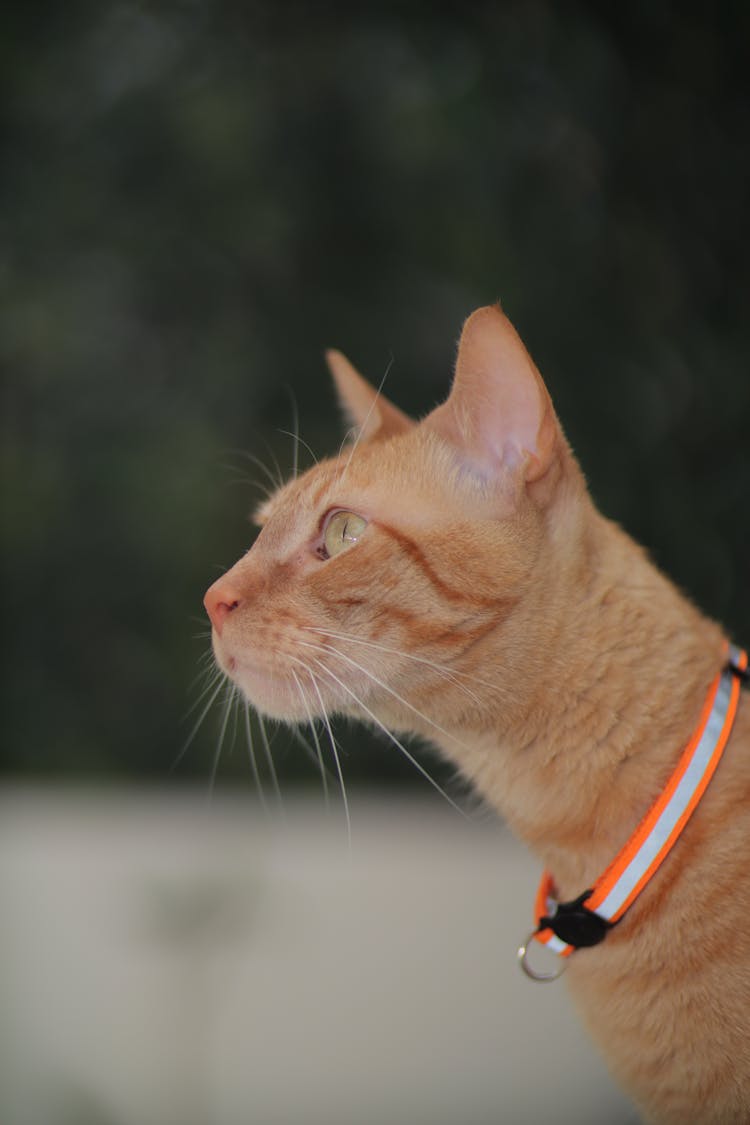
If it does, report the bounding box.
[518,644,748,981]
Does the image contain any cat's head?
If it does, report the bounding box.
[204,305,585,732]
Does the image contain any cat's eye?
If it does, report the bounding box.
[321,510,368,559]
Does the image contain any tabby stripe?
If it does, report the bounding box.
[373,522,501,608]
[338,601,504,651]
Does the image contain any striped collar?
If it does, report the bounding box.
[518,644,748,982]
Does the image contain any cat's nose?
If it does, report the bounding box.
[204,577,243,637]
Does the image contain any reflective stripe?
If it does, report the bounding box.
[528,646,746,965]
[588,664,738,922]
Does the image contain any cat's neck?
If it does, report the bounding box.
[424,497,725,895]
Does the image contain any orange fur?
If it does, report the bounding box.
[205,305,749,1123]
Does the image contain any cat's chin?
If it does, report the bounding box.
[215,650,315,723]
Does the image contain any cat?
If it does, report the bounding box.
[204,304,750,1124]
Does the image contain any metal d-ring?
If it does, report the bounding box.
[517,931,568,983]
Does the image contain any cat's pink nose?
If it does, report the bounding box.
[204,578,243,636]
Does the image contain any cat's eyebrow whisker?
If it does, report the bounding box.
[218,459,274,496]
[287,389,300,480]
[298,639,473,753]
[280,384,316,479]
[292,668,331,808]
[335,425,358,466]
[226,447,284,493]
[225,473,273,493]
[259,437,287,493]
[277,428,319,473]
[303,627,489,703]
[308,655,469,820]
[220,464,278,506]
[337,356,394,486]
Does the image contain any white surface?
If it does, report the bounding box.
[0,787,636,1125]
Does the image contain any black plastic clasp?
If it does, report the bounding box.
[728,656,749,682]
[539,891,612,949]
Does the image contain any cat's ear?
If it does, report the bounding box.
[424,304,560,484]
[325,349,414,442]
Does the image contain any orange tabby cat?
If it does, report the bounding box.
[204,305,750,1124]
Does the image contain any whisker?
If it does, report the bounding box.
[208,683,237,802]
[184,662,223,708]
[282,386,301,479]
[336,425,358,463]
[297,639,473,752]
[292,669,330,807]
[303,627,489,703]
[222,473,274,492]
[218,460,271,493]
[337,356,394,486]
[283,421,298,481]
[289,725,331,774]
[258,713,285,817]
[258,437,286,492]
[226,447,283,493]
[172,674,227,772]
[283,387,299,480]
[278,429,319,471]
[192,646,221,674]
[243,698,270,815]
[306,668,352,851]
[228,684,241,757]
[308,655,468,819]
[219,462,277,504]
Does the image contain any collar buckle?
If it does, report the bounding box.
[540,890,612,949]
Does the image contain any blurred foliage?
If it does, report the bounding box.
[1,1,748,785]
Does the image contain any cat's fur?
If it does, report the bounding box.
[205,305,750,1124]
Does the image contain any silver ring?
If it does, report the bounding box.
[517,932,567,982]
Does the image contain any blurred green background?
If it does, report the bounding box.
[2,1,748,787]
